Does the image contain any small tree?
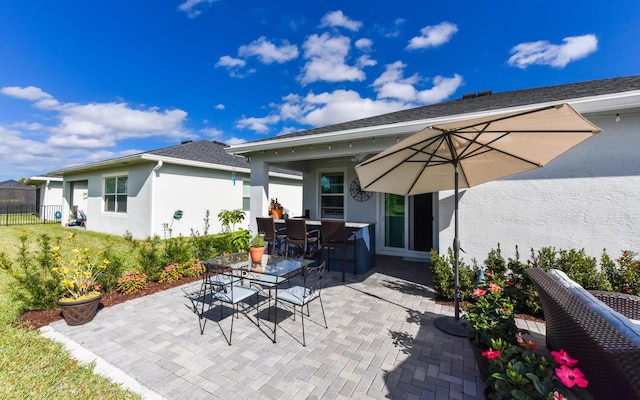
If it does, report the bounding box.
[217,209,245,232]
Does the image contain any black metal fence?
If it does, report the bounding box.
[0,204,63,226]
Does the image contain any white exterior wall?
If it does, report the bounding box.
[438,113,640,263]
[38,181,63,207]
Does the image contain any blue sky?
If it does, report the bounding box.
[1,0,638,181]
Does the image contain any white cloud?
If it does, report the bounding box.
[1,86,53,101]
[373,61,463,104]
[214,104,225,110]
[0,86,193,153]
[201,127,223,138]
[299,33,375,85]
[177,0,217,18]
[238,36,299,64]
[235,115,280,133]
[508,34,598,69]
[216,55,246,68]
[226,137,247,145]
[406,22,458,50]
[355,38,373,51]
[319,10,362,31]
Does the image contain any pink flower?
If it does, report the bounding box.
[94,284,101,291]
[472,288,486,297]
[555,365,588,388]
[488,282,502,293]
[484,271,492,277]
[482,348,500,359]
[550,349,578,366]
[553,391,567,400]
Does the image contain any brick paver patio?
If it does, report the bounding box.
[43,255,545,399]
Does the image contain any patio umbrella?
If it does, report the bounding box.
[355,103,601,336]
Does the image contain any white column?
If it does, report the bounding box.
[249,160,269,232]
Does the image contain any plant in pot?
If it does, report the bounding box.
[51,233,110,325]
[249,233,266,263]
[269,198,284,219]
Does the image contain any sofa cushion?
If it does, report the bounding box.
[548,269,640,344]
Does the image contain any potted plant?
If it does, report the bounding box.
[269,198,284,219]
[51,233,109,325]
[249,233,266,263]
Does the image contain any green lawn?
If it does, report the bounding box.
[0,224,142,399]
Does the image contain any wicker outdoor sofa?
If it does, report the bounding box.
[526,267,640,400]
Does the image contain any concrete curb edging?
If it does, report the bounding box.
[39,325,165,400]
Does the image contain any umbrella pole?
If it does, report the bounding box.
[433,163,468,337]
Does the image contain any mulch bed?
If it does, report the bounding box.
[19,276,202,330]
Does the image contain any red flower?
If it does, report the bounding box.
[555,365,588,388]
[550,349,578,366]
[507,281,514,286]
[521,340,538,349]
[488,282,502,293]
[484,271,492,277]
[472,288,486,297]
[482,348,500,359]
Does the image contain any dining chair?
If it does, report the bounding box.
[275,261,327,346]
[197,264,241,320]
[284,218,320,261]
[200,266,259,345]
[320,220,357,282]
[256,216,287,255]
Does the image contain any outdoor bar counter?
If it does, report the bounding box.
[274,220,376,276]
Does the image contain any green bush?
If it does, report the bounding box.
[430,247,478,302]
[601,249,640,295]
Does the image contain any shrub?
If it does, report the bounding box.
[117,270,148,294]
[430,247,478,302]
[158,263,183,283]
[601,250,640,295]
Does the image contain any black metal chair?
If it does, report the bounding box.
[256,216,287,255]
[284,219,320,261]
[321,220,357,282]
[199,262,259,345]
[275,262,327,346]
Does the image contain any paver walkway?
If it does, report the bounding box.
[42,256,545,400]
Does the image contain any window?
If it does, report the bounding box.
[320,172,344,219]
[104,176,127,213]
[242,181,250,212]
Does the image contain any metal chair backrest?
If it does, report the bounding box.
[321,220,346,244]
[304,262,325,298]
[285,219,308,242]
[256,217,276,241]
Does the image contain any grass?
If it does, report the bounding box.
[0,224,143,399]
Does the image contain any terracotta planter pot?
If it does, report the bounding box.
[249,246,265,263]
[56,292,103,326]
[270,209,283,219]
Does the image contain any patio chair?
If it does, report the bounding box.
[275,261,327,346]
[200,266,258,345]
[197,265,240,319]
[284,218,320,262]
[320,220,357,282]
[256,216,287,255]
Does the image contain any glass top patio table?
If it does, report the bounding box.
[203,252,314,343]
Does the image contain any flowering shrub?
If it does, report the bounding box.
[158,260,206,283]
[51,233,109,301]
[464,271,520,350]
[484,337,593,399]
[601,250,640,295]
[117,270,148,294]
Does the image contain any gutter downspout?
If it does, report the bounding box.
[150,161,163,237]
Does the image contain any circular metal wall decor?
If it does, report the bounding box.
[350,178,373,202]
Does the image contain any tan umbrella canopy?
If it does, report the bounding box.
[355,103,601,335]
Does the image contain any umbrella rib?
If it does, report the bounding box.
[405,135,449,193]
[454,131,542,167]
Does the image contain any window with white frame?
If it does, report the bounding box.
[104,176,127,213]
[320,171,344,219]
[242,181,250,212]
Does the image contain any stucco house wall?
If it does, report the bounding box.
[229,76,640,264]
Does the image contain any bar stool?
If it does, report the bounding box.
[320,220,357,282]
[285,219,320,261]
[256,216,287,255]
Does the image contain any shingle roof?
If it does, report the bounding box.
[149,140,249,169]
[255,75,640,142]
